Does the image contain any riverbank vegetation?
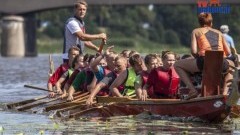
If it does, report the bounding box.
[37,36,189,54]
[36,4,240,54]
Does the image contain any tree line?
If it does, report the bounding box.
[36,4,240,51]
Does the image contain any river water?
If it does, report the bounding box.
[0,54,239,135]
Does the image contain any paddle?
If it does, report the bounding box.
[15,92,84,111]
[24,84,56,93]
[48,54,55,78]
[7,84,58,109]
[10,91,83,112]
[44,92,89,111]
[6,95,48,109]
[98,39,106,53]
[15,96,62,111]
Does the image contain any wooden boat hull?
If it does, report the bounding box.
[5,92,232,123]
[95,95,230,123]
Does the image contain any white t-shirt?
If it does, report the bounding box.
[64,17,85,54]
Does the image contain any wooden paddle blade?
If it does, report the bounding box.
[45,99,87,112]
[6,96,48,109]
[16,97,61,111]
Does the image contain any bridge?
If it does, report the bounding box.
[0,0,239,14]
[0,0,239,57]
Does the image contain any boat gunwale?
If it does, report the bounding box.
[97,95,226,105]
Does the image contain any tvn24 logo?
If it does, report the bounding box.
[197,0,231,14]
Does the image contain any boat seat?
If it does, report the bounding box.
[201,50,223,97]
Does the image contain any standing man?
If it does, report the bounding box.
[64,0,107,56]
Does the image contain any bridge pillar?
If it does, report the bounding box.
[24,13,37,57]
[1,15,25,57]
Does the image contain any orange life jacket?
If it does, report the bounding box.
[197,30,227,57]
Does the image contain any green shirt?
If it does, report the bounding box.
[72,71,86,91]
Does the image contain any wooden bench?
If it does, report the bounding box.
[201,50,223,97]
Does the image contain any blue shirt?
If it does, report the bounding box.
[223,33,235,48]
[94,66,105,81]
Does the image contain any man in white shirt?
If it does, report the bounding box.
[64,0,107,56]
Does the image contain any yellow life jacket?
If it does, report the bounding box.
[122,68,136,96]
[67,68,74,77]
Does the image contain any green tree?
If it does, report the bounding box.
[36,8,72,38]
[155,5,198,46]
[164,29,180,45]
[35,5,240,53]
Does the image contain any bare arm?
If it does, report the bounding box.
[47,82,56,98]
[134,76,143,99]
[67,85,76,101]
[47,82,53,91]
[74,31,106,41]
[86,82,106,106]
[60,83,70,99]
[84,41,99,52]
[90,55,104,72]
[109,70,127,97]
[55,72,68,93]
[191,30,198,57]
[141,83,150,101]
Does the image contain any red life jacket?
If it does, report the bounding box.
[141,70,154,98]
[168,67,180,95]
[103,66,111,76]
[114,72,125,94]
[48,63,69,87]
[151,67,180,97]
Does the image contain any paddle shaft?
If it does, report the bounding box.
[24,84,53,92]
[45,92,89,111]
[98,39,106,53]
[49,54,55,75]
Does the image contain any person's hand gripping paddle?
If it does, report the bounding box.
[98,39,106,54]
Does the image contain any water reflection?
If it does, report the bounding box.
[62,115,232,134]
[0,54,239,134]
[0,111,64,134]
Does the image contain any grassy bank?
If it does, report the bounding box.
[37,36,190,55]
